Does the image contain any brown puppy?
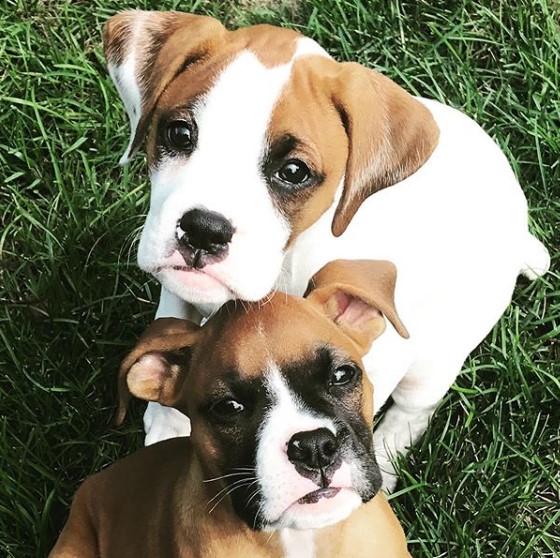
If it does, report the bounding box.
[50,260,411,558]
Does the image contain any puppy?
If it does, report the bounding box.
[103,11,550,486]
[50,260,411,557]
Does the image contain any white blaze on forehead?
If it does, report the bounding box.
[263,364,337,437]
[147,49,296,218]
[255,364,337,524]
[193,50,293,165]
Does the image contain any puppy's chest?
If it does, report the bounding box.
[280,530,316,558]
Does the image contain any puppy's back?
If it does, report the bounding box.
[49,438,193,558]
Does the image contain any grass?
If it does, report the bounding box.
[0,0,558,556]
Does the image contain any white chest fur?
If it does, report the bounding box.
[280,529,315,558]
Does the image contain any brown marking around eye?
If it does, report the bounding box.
[266,56,349,245]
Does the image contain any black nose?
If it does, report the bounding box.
[178,208,234,256]
[287,428,340,471]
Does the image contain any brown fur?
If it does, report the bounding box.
[49,439,409,558]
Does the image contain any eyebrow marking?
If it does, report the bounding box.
[267,133,302,162]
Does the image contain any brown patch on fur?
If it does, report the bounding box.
[306,259,409,341]
[330,63,440,236]
[103,11,134,66]
[237,24,299,67]
[266,56,348,244]
[266,55,440,241]
[116,317,201,424]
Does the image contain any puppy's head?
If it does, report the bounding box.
[104,12,439,306]
[118,260,408,530]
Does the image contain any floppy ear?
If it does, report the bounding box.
[305,260,409,355]
[331,63,440,236]
[117,318,201,425]
[103,10,226,164]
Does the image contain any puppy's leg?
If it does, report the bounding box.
[374,357,464,491]
[144,402,191,445]
[143,288,201,445]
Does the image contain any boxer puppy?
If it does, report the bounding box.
[50,260,411,557]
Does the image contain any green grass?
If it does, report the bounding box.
[0,0,558,556]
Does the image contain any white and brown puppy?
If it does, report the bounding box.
[50,260,411,558]
[103,12,550,486]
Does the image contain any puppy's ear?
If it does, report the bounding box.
[331,63,440,236]
[103,10,225,164]
[305,260,409,355]
[117,318,201,425]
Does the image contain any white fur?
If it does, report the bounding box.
[137,51,293,306]
[280,529,315,558]
[256,365,362,530]
[113,35,550,489]
[143,402,191,446]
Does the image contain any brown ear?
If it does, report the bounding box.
[305,260,409,355]
[116,318,201,425]
[331,63,440,236]
[103,10,226,164]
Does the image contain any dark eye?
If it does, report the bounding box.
[276,159,310,185]
[330,365,357,387]
[210,398,246,419]
[166,120,195,151]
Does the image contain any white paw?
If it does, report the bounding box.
[376,449,398,493]
[143,402,191,446]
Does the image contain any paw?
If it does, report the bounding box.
[144,402,191,446]
[376,449,398,493]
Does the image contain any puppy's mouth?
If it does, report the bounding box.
[176,243,227,271]
[297,487,341,504]
[154,259,236,298]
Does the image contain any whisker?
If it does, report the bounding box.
[207,479,256,515]
[253,501,266,530]
[203,471,253,483]
[205,475,258,510]
[245,484,262,508]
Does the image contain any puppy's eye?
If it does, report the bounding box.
[330,365,357,387]
[276,159,310,185]
[210,398,245,418]
[166,120,195,151]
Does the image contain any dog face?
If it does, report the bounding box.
[118,260,409,530]
[104,12,439,306]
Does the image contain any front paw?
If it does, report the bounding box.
[144,403,191,446]
[376,451,398,493]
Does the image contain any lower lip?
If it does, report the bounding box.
[297,487,341,505]
[159,266,227,290]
